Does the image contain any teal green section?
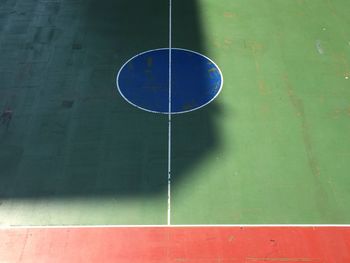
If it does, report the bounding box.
[0,0,170,225]
[172,0,350,224]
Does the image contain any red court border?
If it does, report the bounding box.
[1,227,349,262]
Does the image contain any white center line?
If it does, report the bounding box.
[167,0,173,226]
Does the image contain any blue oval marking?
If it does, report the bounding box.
[116,48,223,114]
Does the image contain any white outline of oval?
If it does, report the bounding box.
[116,48,224,114]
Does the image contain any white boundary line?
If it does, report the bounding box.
[1,224,350,229]
[116,48,224,114]
[167,0,172,226]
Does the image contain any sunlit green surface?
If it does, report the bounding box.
[172,0,350,224]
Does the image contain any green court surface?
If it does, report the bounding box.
[0,0,350,226]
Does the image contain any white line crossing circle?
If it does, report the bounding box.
[116,48,223,114]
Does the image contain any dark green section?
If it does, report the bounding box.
[172,0,350,224]
[0,0,173,225]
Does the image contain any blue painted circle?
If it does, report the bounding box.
[116,48,223,114]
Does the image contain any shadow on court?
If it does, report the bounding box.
[0,0,222,199]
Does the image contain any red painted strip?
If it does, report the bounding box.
[1,227,350,262]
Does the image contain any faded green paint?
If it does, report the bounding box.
[171,0,350,224]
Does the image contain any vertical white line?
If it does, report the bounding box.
[167,0,172,226]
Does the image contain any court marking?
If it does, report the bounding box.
[116,48,224,114]
[167,0,172,226]
[116,0,222,225]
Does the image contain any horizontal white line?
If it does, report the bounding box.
[1,224,350,229]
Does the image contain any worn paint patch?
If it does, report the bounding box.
[315,40,324,55]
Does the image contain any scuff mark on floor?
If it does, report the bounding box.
[315,40,324,55]
[282,75,340,221]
